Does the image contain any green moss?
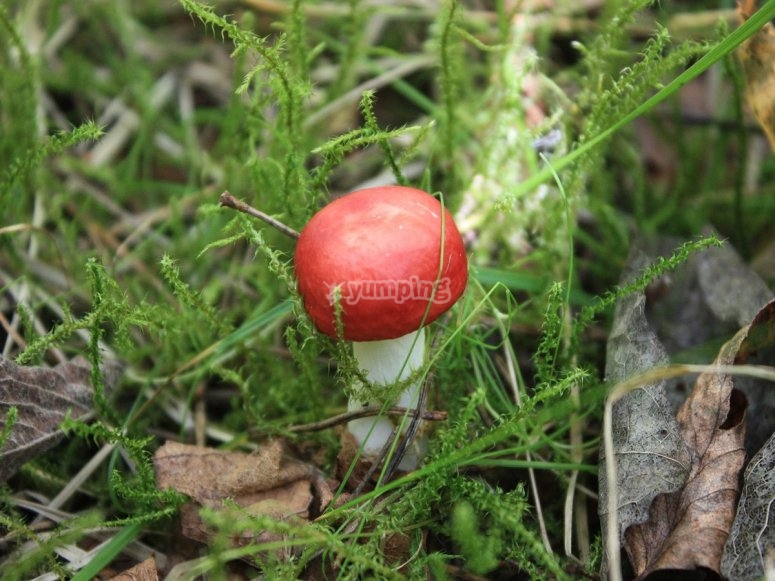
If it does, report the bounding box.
[0,0,770,577]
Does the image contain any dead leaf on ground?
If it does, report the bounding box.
[721,301,775,581]
[737,0,775,149]
[623,315,750,577]
[153,440,334,552]
[108,556,158,581]
[0,356,123,484]
[722,430,775,581]
[643,232,772,452]
[599,250,692,560]
[601,238,775,578]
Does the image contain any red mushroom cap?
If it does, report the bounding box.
[294,186,468,342]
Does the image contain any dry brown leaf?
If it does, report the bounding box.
[602,240,775,578]
[153,440,333,549]
[642,232,772,452]
[624,313,756,577]
[599,250,692,560]
[154,439,313,502]
[179,478,313,558]
[108,556,158,581]
[738,0,775,149]
[0,356,122,484]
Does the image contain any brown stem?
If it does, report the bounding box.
[219,191,301,239]
[285,405,446,434]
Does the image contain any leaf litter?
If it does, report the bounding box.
[722,300,775,581]
[0,356,123,484]
[601,235,775,579]
[599,250,692,557]
[153,439,336,554]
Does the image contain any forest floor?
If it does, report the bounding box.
[2,1,775,579]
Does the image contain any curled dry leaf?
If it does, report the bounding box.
[644,231,772,453]
[737,0,775,149]
[602,238,775,578]
[624,321,749,577]
[153,440,334,550]
[0,356,123,484]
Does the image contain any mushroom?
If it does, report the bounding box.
[294,186,468,469]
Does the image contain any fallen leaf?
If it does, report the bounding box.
[644,231,770,363]
[177,478,313,557]
[722,429,775,581]
[624,322,748,577]
[154,440,333,550]
[0,356,123,484]
[696,234,774,329]
[109,556,158,581]
[737,0,775,149]
[154,439,313,502]
[601,238,775,578]
[721,301,775,581]
[599,250,692,555]
[641,232,772,453]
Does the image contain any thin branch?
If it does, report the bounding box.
[219,190,301,239]
[381,381,431,483]
[285,405,446,434]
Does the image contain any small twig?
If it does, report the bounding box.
[381,381,430,483]
[285,405,447,434]
[219,191,301,239]
[352,380,434,496]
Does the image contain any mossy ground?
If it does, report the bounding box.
[1,1,774,579]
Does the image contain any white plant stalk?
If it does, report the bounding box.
[347,327,427,470]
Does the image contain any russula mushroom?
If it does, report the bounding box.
[294,185,468,469]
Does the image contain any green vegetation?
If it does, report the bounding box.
[2,0,774,578]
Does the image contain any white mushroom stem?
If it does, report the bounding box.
[347,327,428,470]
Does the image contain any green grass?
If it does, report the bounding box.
[1,0,774,578]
